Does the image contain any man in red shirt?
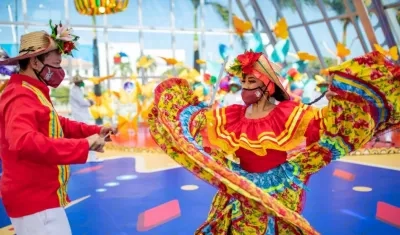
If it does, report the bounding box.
[0,22,116,234]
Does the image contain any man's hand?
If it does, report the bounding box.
[86,134,106,152]
[99,126,118,142]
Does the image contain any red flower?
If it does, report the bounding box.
[63,41,74,54]
[164,93,173,101]
[237,51,262,74]
[370,70,383,80]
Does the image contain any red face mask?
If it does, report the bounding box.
[35,64,65,88]
[241,85,268,106]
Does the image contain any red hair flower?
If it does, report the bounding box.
[237,51,262,74]
[63,41,75,54]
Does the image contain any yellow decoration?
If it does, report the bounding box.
[88,90,115,119]
[373,44,399,61]
[320,68,330,76]
[160,57,179,65]
[73,0,129,16]
[137,56,155,69]
[196,59,207,64]
[88,74,115,85]
[336,42,351,58]
[178,68,200,82]
[233,15,252,36]
[293,73,303,82]
[273,18,289,39]
[117,114,139,135]
[297,52,317,61]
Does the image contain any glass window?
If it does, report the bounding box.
[69,0,97,25]
[0,25,24,45]
[330,19,366,58]
[353,18,371,52]
[232,34,245,57]
[143,32,172,77]
[323,0,347,18]
[274,2,302,26]
[70,0,138,26]
[258,0,278,27]
[382,0,399,5]
[0,0,24,22]
[367,13,386,46]
[63,27,105,78]
[142,0,170,28]
[308,23,337,58]
[175,33,195,67]
[106,29,138,78]
[27,0,65,23]
[385,7,400,45]
[301,3,324,22]
[201,34,230,61]
[288,26,317,55]
[174,0,195,29]
[204,0,230,30]
[231,0,245,20]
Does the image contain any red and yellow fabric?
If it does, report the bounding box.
[148,51,400,234]
[0,74,101,218]
[203,102,326,157]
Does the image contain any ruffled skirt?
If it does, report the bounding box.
[148,51,400,235]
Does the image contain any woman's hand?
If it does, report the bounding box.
[325,90,337,100]
[325,75,337,101]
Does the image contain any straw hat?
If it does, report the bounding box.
[72,74,84,83]
[0,31,58,66]
[0,20,79,66]
[253,54,290,101]
[227,51,290,101]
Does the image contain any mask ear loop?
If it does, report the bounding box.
[32,58,48,85]
[260,81,271,100]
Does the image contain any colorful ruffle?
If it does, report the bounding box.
[148,78,320,235]
[204,102,326,156]
[148,51,400,235]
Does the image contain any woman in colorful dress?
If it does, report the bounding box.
[148,51,400,234]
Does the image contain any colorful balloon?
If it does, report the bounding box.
[210,76,217,85]
[219,76,230,92]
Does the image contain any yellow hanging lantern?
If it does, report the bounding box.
[74,0,129,16]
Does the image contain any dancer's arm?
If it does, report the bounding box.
[5,94,90,165]
[58,116,101,139]
[304,106,328,145]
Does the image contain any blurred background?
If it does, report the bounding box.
[0,0,399,150]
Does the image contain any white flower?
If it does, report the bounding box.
[56,25,73,41]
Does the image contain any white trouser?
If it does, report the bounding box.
[87,150,97,162]
[10,207,72,235]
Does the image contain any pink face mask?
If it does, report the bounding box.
[241,86,268,106]
[35,64,65,88]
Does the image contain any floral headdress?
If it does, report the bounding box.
[227,50,291,101]
[226,50,262,77]
[49,20,79,55]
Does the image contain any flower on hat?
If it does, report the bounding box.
[49,20,79,55]
[56,25,74,41]
[226,50,262,76]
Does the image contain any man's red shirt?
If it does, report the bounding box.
[0,74,101,217]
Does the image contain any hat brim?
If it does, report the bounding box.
[0,35,57,66]
[254,56,290,101]
[316,82,329,87]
